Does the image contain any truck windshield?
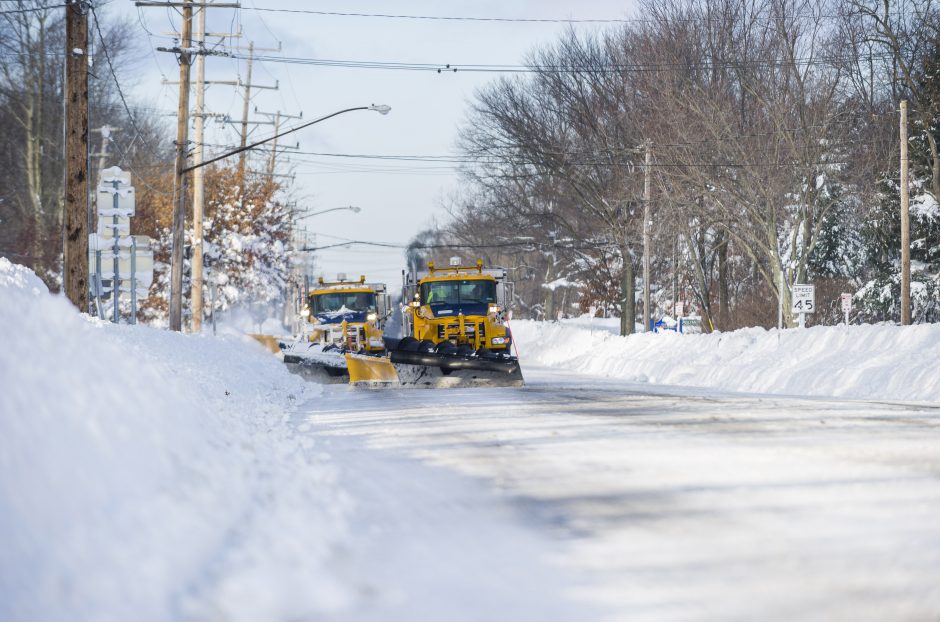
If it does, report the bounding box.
[311,291,376,313]
[420,279,496,305]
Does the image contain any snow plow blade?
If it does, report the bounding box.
[345,353,399,386]
[387,350,524,388]
[390,361,524,388]
[279,341,350,383]
[249,333,282,354]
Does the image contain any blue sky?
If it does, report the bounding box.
[111,0,638,287]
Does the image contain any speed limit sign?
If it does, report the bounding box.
[791,284,815,314]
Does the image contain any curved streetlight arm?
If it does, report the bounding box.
[182,104,390,174]
[295,206,362,221]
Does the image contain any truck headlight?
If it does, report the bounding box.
[491,337,506,345]
[488,304,500,314]
[367,312,377,322]
[301,309,310,317]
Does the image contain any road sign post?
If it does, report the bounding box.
[841,293,852,328]
[791,284,815,329]
[111,182,120,323]
[89,167,153,324]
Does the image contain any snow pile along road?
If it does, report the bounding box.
[0,259,351,622]
[512,317,940,402]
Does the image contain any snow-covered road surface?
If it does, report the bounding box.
[300,366,940,621]
[6,259,939,621]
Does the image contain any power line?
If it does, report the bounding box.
[264,149,852,170]
[89,4,172,198]
[301,239,619,252]
[90,7,146,152]
[241,7,633,23]
[238,6,898,24]
[0,3,64,15]
[239,51,895,74]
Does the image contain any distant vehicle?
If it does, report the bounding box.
[279,274,390,381]
[366,257,524,388]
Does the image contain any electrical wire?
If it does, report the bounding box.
[88,5,175,197]
[236,51,895,74]
[0,3,64,15]
[260,149,852,170]
[237,6,895,24]
[90,8,145,145]
[300,239,618,252]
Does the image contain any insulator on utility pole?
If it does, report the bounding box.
[900,100,911,325]
[64,0,89,312]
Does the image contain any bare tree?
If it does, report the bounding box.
[847,0,940,199]
[0,2,63,274]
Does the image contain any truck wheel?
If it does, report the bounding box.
[398,336,419,352]
[477,347,498,360]
[436,341,458,355]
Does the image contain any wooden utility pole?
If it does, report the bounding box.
[138,0,241,331]
[900,100,911,325]
[232,43,279,180]
[63,0,89,311]
[268,111,282,175]
[191,4,207,332]
[255,109,301,175]
[169,1,194,332]
[642,141,652,332]
[238,41,255,179]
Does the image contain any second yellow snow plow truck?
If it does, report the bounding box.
[349,258,524,388]
[279,274,390,381]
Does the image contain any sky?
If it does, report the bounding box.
[110,0,639,288]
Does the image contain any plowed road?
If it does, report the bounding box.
[295,367,940,621]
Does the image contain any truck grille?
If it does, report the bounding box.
[437,323,476,339]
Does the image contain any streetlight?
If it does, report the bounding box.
[181,104,391,174]
[295,206,362,221]
[168,104,391,332]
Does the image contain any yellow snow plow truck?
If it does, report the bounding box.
[349,258,524,388]
[279,274,391,381]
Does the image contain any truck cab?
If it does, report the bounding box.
[303,274,389,352]
[402,258,513,354]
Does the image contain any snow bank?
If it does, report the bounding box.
[512,317,940,402]
[0,258,350,622]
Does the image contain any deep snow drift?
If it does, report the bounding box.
[511,316,940,402]
[0,259,354,622]
[0,260,582,622]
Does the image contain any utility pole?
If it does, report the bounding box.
[642,141,652,332]
[138,0,241,331]
[191,4,207,332]
[255,109,302,175]
[234,42,279,179]
[169,1,194,332]
[900,100,911,326]
[268,111,281,175]
[64,0,89,312]
[239,41,254,179]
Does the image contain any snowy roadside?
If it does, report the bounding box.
[511,317,940,403]
[0,259,353,622]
